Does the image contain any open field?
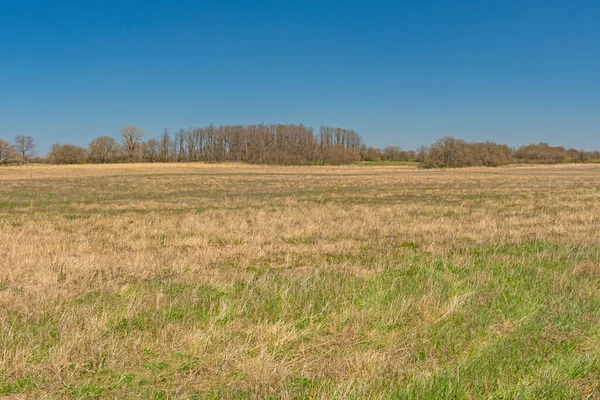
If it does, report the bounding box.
[1,163,600,399]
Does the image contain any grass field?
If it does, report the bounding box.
[1,163,600,399]
[357,161,419,167]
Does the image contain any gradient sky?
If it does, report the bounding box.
[1,0,599,155]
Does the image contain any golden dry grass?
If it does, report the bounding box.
[1,163,600,399]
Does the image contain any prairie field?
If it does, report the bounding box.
[1,163,600,399]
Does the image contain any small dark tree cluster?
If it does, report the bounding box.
[49,144,88,164]
[420,137,513,168]
[514,143,600,164]
[359,145,417,162]
[418,137,599,168]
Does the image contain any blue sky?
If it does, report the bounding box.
[1,0,599,155]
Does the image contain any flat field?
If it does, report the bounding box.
[1,163,600,399]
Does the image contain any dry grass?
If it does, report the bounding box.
[1,163,600,399]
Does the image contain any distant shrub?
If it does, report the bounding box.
[49,144,88,164]
[422,137,513,168]
[359,146,382,161]
[422,137,473,168]
[381,146,416,162]
[323,145,361,165]
[513,142,598,164]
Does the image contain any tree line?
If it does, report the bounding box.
[54,124,363,165]
[1,125,599,167]
[414,137,600,167]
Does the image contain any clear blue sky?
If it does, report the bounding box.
[1,0,599,155]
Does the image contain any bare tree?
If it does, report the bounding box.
[89,136,121,163]
[174,129,186,161]
[0,140,17,164]
[49,144,88,164]
[159,129,172,162]
[142,138,160,162]
[360,146,382,161]
[120,125,145,162]
[416,145,429,163]
[14,135,36,164]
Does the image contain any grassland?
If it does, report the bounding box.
[1,163,600,399]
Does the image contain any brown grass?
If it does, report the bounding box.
[1,163,600,399]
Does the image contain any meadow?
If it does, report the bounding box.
[1,163,600,399]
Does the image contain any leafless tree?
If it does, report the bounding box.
[142,139,160,162]
[420,137,515,168]
[416,145,429,163]
[120,125,145,162]
[174,129,186,161]
[159,129,172,162]
[0,140,17,164]
[49,144,88,164]
[14,135,36,164]
[380,146,415,162]
[89,136,121,163]
[360,146,382,161]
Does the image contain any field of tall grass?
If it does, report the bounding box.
[1,163,599,399]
